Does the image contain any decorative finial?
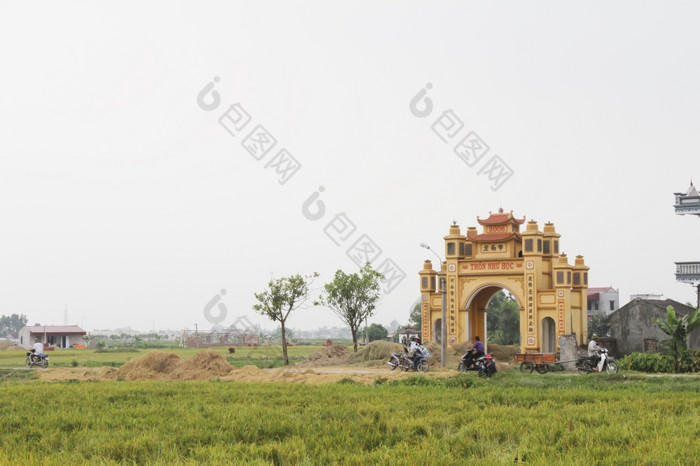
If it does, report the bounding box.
[453,220,457,225]
[498,206,504,213]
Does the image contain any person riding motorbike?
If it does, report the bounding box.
[408,337,428,369]
[462,336,485,370]
[587,334,604,372]
[32,339,46,363]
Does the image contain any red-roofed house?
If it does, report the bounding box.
[587,286,619,316]
[18,325,87,349]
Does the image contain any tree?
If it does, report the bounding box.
[365,323,388,342]
[317,263,384,352]
[253,273,318,365]
[588,313,610,339]
[486,291,520,345]
[653,305,700,372]
[82,333,96,348]
[409,301,421,328]
[0,314,28,337]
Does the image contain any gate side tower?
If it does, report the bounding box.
[419,208,589,354]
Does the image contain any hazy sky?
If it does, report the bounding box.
[1,2,699,333]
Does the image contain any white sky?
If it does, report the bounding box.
[1,2,699,333]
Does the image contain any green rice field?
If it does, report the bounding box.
[0,369,697,465]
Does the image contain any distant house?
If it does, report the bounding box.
[608,298,700,357]
[180,328,259,348]
[395,324,421,344]
[18,325,87,349]
[587,287,619,316]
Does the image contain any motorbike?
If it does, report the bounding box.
[458,351,486,373]
[387,347,430,373]
[25,350,49,369]
[575,348,618,375]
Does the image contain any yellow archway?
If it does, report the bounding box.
[419,209,589,354]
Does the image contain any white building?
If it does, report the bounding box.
[18,325,87,349]
[587,287,619,316]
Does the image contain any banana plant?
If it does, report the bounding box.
[653,305,700,372]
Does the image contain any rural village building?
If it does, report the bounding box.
[419,209,589,355]
[608,298,700,356]
[18,325,87,349]
[587,286,619,316]
[181,328,259,348]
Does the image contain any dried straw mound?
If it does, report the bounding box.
[5,345,25,351]
[297,345,351,367]
[0,340,14,350]
[488,344,520,362]
[222,365,263,382]
[432,342,520,367]
[451,342,471,356]
[347,341,404,364]
[116,351,182,381]
[169,349,234,380]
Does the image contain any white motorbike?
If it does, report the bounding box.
[575,348,618,375]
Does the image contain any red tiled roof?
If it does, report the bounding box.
[469,232,522,242]
[26,325,86,335]
[588,293,600,301]
[477,211,526,226]
[587,287,615,294]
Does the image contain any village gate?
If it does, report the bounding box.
[418,209,589,354]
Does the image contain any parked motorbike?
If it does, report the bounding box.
[387,347,430,373]
[25,350,49,369]
[458,352,486,373]
[575,348,618,375]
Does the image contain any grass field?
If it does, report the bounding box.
[0,345,326,369]
[0,370,697,465]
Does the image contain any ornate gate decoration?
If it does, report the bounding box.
[419,209,589,353]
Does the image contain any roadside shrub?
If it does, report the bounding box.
[618,353,673,373]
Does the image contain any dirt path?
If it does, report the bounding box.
[36,364,462,384]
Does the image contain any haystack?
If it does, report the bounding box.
[169,349,234,380]
[297,345,351,367]
[5,345,25,351]
[116,351,182,381]
[346,341,404,365]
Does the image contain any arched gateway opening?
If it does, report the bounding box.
[463,285,521,353]
[419,209,589,355]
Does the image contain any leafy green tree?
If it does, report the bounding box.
[486,291,520,345]
[253,273,318,365]
[588,313,610,339]
[653,305,700,372]
[409,301,421,328]
[365,323,388,342]
[317,263,384,352]
[82,333,95,348]
[0,314,28,336]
